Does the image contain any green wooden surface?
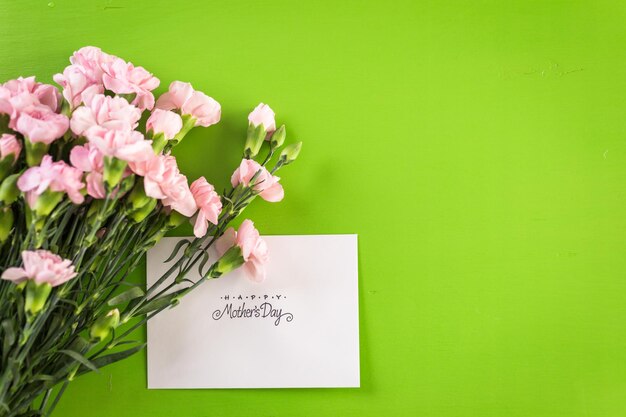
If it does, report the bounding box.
[2,0,626,415]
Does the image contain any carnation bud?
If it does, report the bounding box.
[279,142,302,165]
[244,123,266,159]
[0,173,20,205]
[0,206,14,242]
[270,125,286,148]
[89,309,120,342]
[206,246,245,279]
[24,281,52,315]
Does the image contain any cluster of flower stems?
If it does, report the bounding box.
[0,154,285,417]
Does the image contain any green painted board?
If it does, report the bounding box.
[2,0,626,415]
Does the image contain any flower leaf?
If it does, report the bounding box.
[164,239,191,263]
[107,287,145,306]
[78,343,147,376]
[58,350,99,373]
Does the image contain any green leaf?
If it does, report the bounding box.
[197,251,210,277]
[107,287,145,306]
[164,239,190,263]
[112,340,141,347]
[134,289,187,316]
[78,343,146,376]
[30,374,55,382]
[59,349,99,373]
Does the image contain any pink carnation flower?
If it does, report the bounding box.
[15,104,69,144]
[1,77,63,133]
[101,57,160,111]
[70,94,141,136]
[248,103,276,133]
[130,154,197,217]
[53,64,104,109]
[3,77,61,113]
[190,177,222,237]
[155,81,221,127]
[85,127,153,164]
[216,219,269,282]
[70,143,106,199]
[0,134,22,163]
[69,46,114,81]
[54,46,115,109]
[18,155,85,206]
[231,159,284,202]
[146,109,183,140]
[1,250,77,287]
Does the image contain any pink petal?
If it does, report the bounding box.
[244,259,266,283]
[69,145,93,172]
[154,92,177,111]
[114,140,153,162]
[143,178,166,199]
[193,212,208,238]
[1,267,28,282]
[259,181,284,202]
[215,228,236,257]
[70,106,97,135]
[102,74,133,94]
[17,169,41,192]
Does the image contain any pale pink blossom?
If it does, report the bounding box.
[70,143,106,199]
[155,81,221,127]
[101,57,160,111]
[85,127,153,163]
[70,94,141,136]
[54,46,115,109]
[69,46,114,81]
[53,64,104,109]
[1,250,77,287]
[1,78,62,131]
[181,91,220,127]
[155,81,193,110]
[248,103,276,133]
[130,154,196,216]
[230,159,284,202]
[216,220,269,282]
[146,109,183,140]
[3,77,61,113]
[190,177,222,237]
[18,155,85,206]
[15,104,69,144]
[0,134,22,162]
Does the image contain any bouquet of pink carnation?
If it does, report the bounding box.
[0,46,301,416]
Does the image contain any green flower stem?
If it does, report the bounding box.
[0,147,299,416]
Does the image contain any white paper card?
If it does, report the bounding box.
[146,234,359,389]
